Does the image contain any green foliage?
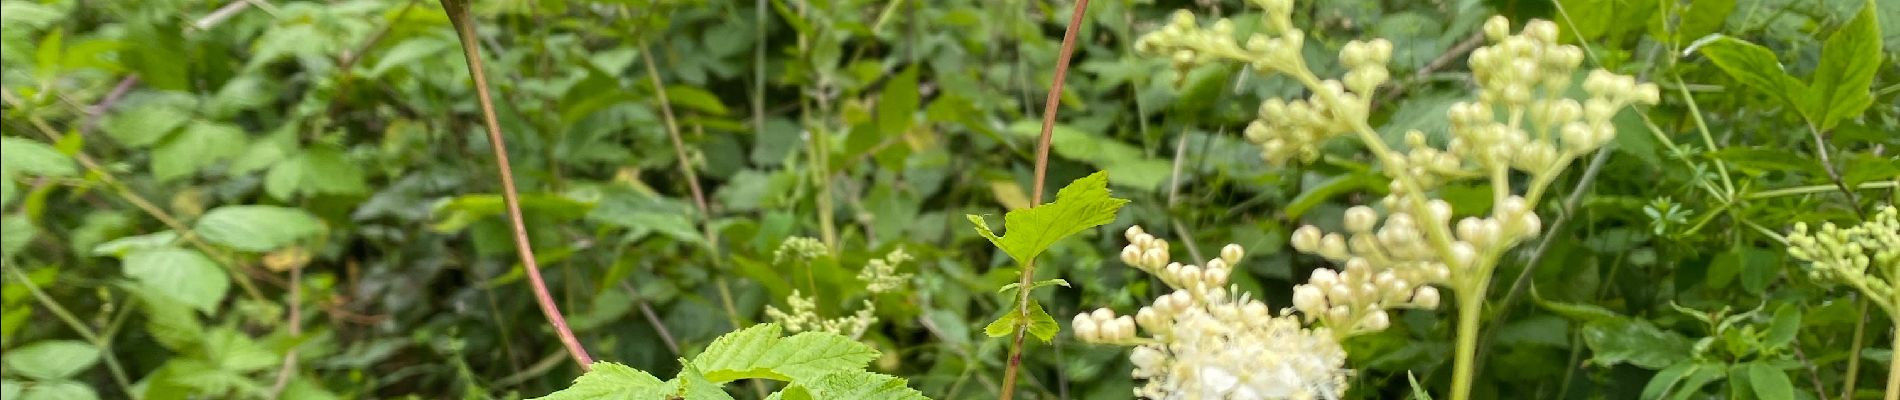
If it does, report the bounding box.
[966,171,1129,268]
[537,324,926,400]
[1693,0,1885,130]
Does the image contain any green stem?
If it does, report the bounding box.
[1747,181,1900,200]
[1450,275,1492,400]
[1843,298,1868,399]
[1887,325,1900,400]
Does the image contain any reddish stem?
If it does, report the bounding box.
[999,0,1091,398]
[440,0,593,370]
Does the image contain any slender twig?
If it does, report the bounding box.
[998,1,1090,398]
[82,75,139,132]
[4,263,135,394]
[1806,125,1867,219]
[1790,342,1832,400]
[190,0,255,31]
[439,0,593,369]
[1,90,273,301]
[266,266,303,400]
[337,0,421,73]
[620,282,681,355]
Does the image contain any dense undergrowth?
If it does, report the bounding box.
[1,0,1896,398]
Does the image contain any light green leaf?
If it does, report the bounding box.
[90,231,180,258]
[3,340,99,380]
[965,171,1128,267]
[1806,0,1884,130]
[122,248,229,315]
[796,371,928,400]
[1,214,33,259]
[1742,362,1793,400]
[531,362,666,400]
[2,380,19,400]
[194,205,324,252]
[1764,304,1800,349]
[983,299,1059,342]
[1689,35,1809,114]
[877,66,920,136]
[152,120,246,182]
[1674,0,1736,44]
[691,323,880,384]
[997,278,1070,294]
[204,327,280,373]
[297,145,368,196]
[20,380,96,400]
[102,101,191,148]
[1582,318,1693,369]
[0,137,76,177]
[666,85,730,116]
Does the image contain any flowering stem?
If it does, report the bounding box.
[441,0,593,370]
[1450,275,1491,400]
[998,0,1090,398]
[1887,328,1900,400]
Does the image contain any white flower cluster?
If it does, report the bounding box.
[1788,206,1900,313]
[772,236,828,265]
[858,247,914,293]
[1080,226,1350,400]
[764,290,877,339]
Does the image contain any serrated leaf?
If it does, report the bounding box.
[965,171,1127,267]
[122,248,229,315]
[194,205,324,252]
[531,362,666,400]
[1806,0,1884,130]
[1689,35,1808,114]
[797,371,928,400]
[103,101,191,148]
[0,137,77,177]
[3,340,99,380]
[691,323,880,384]
[996,278,1069,293]
[984,299,1059,342]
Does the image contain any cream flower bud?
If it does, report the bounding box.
[1142,249,1168,269]
[1345,206,1379,233]
[1125,225,1146,242]
[1113,315,1137,339]
[1092,308,1116,322]
[1428,200,1453,223]
[1292,225,1323,252]
[1328,305,1353,322]
[1484,16,1510,42]
[1449,242,1477,270]
[1524,20,1558,43]
[1121,246,1142,266]
[1220,244,1245,265]
[1310,268,1339,286]
[1634,83,1661,104]
[1367,39,1393,65]
[1361,310,1391,331]
[1320,233,1350,260]
[1205,266,1231,286]
[1074,313,1099,341]
[1413,286,1441,308]
[1345,257,1372,273]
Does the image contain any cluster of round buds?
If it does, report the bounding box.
[1563,69,1661,153]
[1291,261,1442,336]
[1339,39,1393,96]
[1787,205,1900,304]
[1122,226,1242,292]
[1074,308,1139,343]
[1471,18,1583,107]
[1244,81,1364,165]
[1452,196,1543,259]
[1392,131,1470,189]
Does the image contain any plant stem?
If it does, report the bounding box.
[1450,275,1491,400]
[1887,327,1900,400]
[440,0,593,370]
[998,1,1090,398]
[1844,298,1869,400]
[4,263,135,395]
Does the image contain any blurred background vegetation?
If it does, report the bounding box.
[0,0,1895,398]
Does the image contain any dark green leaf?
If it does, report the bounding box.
[1806,0,1884,130]
[194,205,324,252]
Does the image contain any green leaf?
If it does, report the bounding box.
[1674,0,1737,44]
[0,137,77,177]
[1,214,34,260]
[152,120,246,182]
[90,231,180,258]
[194,205,324,252]
[996,278,1069,294]
[877,66,920,136]
[1641,361,1726,400]
[691,323,880,384]
[2,380,18,400]
[1690,36,1809,114]
[203,327,281,373]
[20,380,97,400]
[1805,0,1884,130]
[1742,362,1793,400]
[531,362,666,400]
[2,340,99,380]
[796,371,928,400]
[1764,304,1800,349]
[1581,318,1693,369]
[983,299,1058,342]
[965,171,1128,267]
[122,248,229,315]
[666,85,730,116]
[103,100,191,148]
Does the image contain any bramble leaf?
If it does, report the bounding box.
[535,362,666,400]
[195,205,324,252]
[691,323,880,384]
[965,171,1128,267]
[984,299,1058,342]
[1689,35,1808,115]
[1806,0,1883,130]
